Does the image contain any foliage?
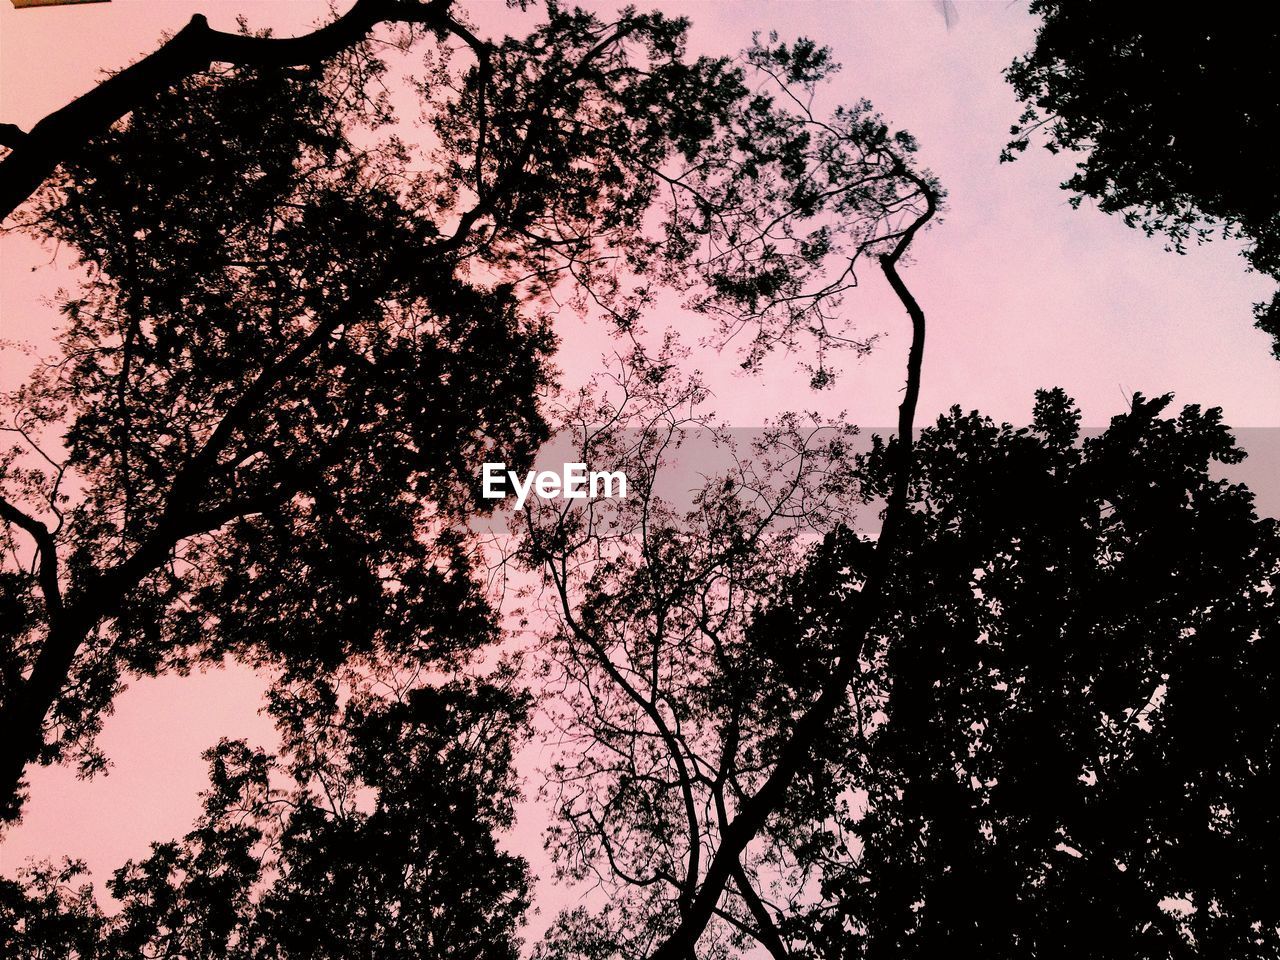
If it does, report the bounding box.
[0,4,935,823]
[815,391,1279,959]
[0,858,105,960]
[522,350,866,958]
[1004,1,1280,357]
[3,667,532,959]
[531,386,1278,959]
[0,59,550,819]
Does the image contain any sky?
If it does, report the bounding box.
[1,0,1278,938]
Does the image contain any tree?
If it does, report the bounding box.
[0,859,105,960]
[523,353,869,959]
[2,668,533,958]
[0,0,463,222]
[3,3,947,954]
[805,391,1278,959]
[1004,1,1280,358]
[1,48,544,942]
[2,7,938,937]
[0,58,550,821]
[528,385,1279,959]
[503,28,942,953]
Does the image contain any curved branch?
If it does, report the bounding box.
[0,0,455,222]
[0,494,61,615]
[648,169,939,960]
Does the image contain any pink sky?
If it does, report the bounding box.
[2,0,1278,939]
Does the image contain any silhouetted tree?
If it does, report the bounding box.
[0,859,105,959]
[1,4,933,830]
[797,391,1279,959]
[2,667,533,958]
[0,0,463,220]
[3,3,947,956]
[508,26,941,952]
[0,60,550,822]
[523,351,863,959]
[531,386,1278,959]
[1004,1,1280,357]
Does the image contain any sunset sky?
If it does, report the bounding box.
[2,0,1277,934]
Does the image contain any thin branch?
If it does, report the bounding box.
[731,859,791,960]
[0,493,61,615]
[648,162,939,960]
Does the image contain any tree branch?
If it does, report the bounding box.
[0,0,455,222]
[647,169,939,960]
[730,859,791,960]
[0,493,61,615]
[0,123,27,149]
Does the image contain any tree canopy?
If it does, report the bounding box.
[525,382,1278,959]
[2,2,944,956]
[0,3,938,827]
[1005,1,1280,357]
[2,3,1275,958]
[0,59,551,820]
[813,391,1278,959]
[3,670,532,958]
